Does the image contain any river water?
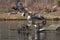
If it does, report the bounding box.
[0,21,60,40]
[1,30,60,40]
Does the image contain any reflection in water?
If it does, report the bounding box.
[40,31,45,40]
[18,31,60,40]
[37,31,46,40]
[37,31,60,40]
[1,21,60,40]
[45,31,60,40]
[56,31,60,40]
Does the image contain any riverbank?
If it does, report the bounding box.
[0,12,60,21]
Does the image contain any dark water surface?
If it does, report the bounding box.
[1,30,60,40]
[0,21,60,40]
